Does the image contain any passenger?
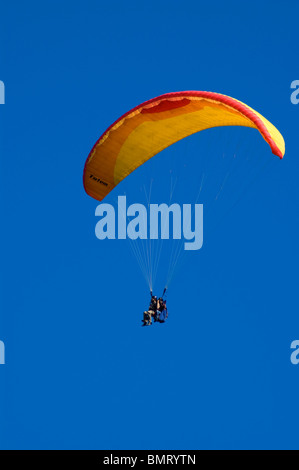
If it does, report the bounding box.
[157,298,168,323]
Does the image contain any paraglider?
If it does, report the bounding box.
[83,91,285,324]
[142,293,168,327]
[142,294,157,327]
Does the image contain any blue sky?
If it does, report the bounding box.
[0,0,299,450]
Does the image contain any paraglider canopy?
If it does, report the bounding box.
[83,91,285,201]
